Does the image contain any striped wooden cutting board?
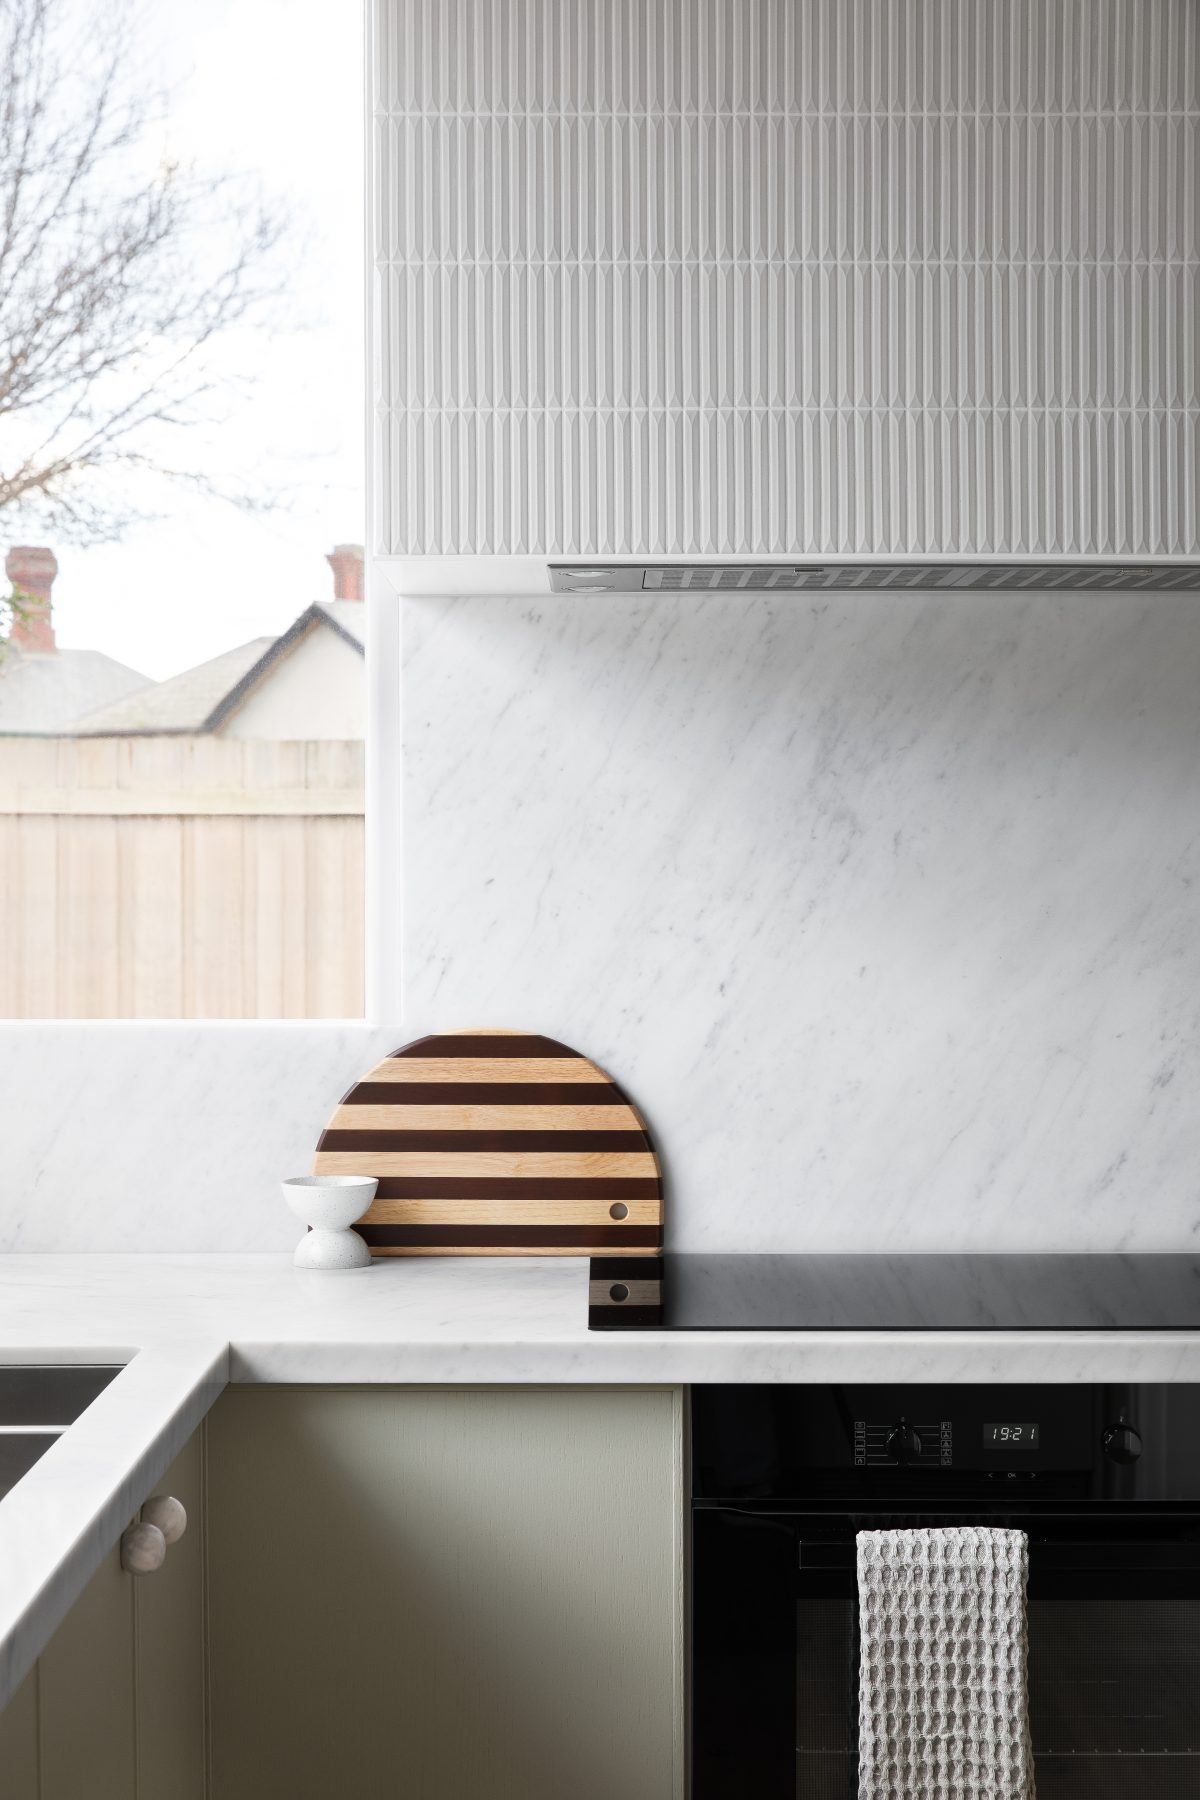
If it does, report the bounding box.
[313,1029,664,1256]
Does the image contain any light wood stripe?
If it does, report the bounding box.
[315,1150,658,1178]
[362,1058,613,1085]
[369,1245,662,1257]
[330,1103,641,1132]
[588,1279,663,1305]
[366,1198,661,1224]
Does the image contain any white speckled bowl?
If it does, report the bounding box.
[282,1176,377,1270]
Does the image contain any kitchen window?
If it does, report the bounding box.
[0,0,367,1019]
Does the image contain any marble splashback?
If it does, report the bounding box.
[0,1025,397,1252]
[401,589,1200,1252]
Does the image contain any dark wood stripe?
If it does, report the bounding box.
[344,1082,629,1107]
[319,1130,649,1152]
[590,1255,666,1279]
[588,1306,664,1329]
[357,1224,662,1247]
[393,1035,579,1059]
[372,1177,662,1200]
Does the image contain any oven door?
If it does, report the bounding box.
[691,1504,1200,1800]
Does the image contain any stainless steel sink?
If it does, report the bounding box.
[0,1366,124,1500]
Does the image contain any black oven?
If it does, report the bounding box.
[691,1384,1200,1800]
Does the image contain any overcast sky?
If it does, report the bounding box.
[48,0,365,681]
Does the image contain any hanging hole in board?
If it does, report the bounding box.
[609,1202,629,1220]
[609,1283,630,1303]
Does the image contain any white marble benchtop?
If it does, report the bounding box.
[3,1251,1200,1712]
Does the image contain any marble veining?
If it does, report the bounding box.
[0,1024,397,1253]
[402,589,1200,1252]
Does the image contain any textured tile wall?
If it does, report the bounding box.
[373,0,1199,556]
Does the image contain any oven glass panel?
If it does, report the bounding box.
[794,1599,856,1799]
[794,1599,1200,1798]
[1031,1601,1200,1796]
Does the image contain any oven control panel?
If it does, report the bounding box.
[855,1419,953,1468]
[691,1385,1200,1504]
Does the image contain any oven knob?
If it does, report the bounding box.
[885,1423,922,1464]
[1102,1423,1143,1465]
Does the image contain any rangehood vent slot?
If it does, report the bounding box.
[550,563,1200,596]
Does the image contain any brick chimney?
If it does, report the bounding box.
[5,546,58,653]
[326,543,364,603]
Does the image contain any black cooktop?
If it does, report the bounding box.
[588,1253,1200,1330]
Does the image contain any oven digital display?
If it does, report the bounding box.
[984,1422,1040,1449]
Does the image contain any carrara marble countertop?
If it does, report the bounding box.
[3,1251,1200,1711]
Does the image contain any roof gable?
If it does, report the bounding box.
[72,602,364,737]
[204,603,364,732]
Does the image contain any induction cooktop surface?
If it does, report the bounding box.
[587,1253,1200,1331]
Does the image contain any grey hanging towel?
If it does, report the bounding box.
[856,1526,1036,1800]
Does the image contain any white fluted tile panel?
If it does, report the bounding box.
[373,0,1200,557]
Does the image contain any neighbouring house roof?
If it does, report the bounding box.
[72,637,276,735]
[72,601,365,737]
[0,645,151,735]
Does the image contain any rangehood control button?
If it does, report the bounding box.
[885,1424,921,1464]
[1102,1423,1143,1464]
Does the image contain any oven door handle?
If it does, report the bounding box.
[697,1506,1200,1574]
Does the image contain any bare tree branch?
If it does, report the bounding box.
[0,0,291,542]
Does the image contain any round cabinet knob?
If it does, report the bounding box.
[885,1423,922,1465]
[121,1521,167,1575]
[1103,1422,1143,1465]
[141,1494,187,1545]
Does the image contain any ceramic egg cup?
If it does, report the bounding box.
[282,1175,377,1270]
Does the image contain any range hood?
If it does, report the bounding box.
[378,558,1200,599]
[550,563,1200,596]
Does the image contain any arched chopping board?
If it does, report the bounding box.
[313,1029,664,1256]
